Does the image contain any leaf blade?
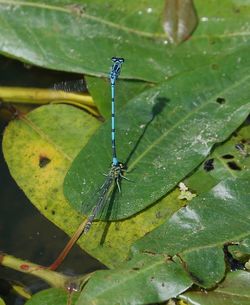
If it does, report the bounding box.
[132,178,250,288]
[0,1,249,82]
[64,48,250,220]
[77,254,192,305]
[180,270,250,305]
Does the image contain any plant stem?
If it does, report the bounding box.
[0,87,100,117]
[0,253,70,289]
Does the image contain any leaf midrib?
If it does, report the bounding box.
[0,0,164,39]
[214,151,238,178]
[20,115,72,161]
[83,257,180,301]
[179,230,250,256]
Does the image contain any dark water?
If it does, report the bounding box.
[0,57,104,305]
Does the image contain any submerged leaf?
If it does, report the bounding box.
[163,0,198,44]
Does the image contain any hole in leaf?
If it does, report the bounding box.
[227,161,241,171]
[216,97,226,104]
[203,158,214,171]
[39,155,51,168]
[51,210,56,215]
[222,154,234,159]
[223,245,245,271]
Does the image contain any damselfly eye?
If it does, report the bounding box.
[111,57,125,63]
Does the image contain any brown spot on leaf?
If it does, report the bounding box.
[39,155,51,168]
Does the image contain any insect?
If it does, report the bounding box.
[235,143,249,157]
[83,57,126,233]
[49,57,127,269]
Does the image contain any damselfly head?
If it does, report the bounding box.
[110,57,125,83]
[111,57,125,63]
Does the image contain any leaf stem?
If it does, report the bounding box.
[0,253,70,289]
[0,87,100,117]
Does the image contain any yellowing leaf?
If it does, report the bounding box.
[3,104,184,267]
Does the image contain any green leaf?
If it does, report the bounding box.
[132,178,250,288]
[178,246,225,288]
[25,288,79,305]
[2,104,98,250]
[77,254,192,305]
[0,1,249,82]
[186,124,250,193]
[179,270,250,305]
[86,76,151,119]
[64,48,250,220]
